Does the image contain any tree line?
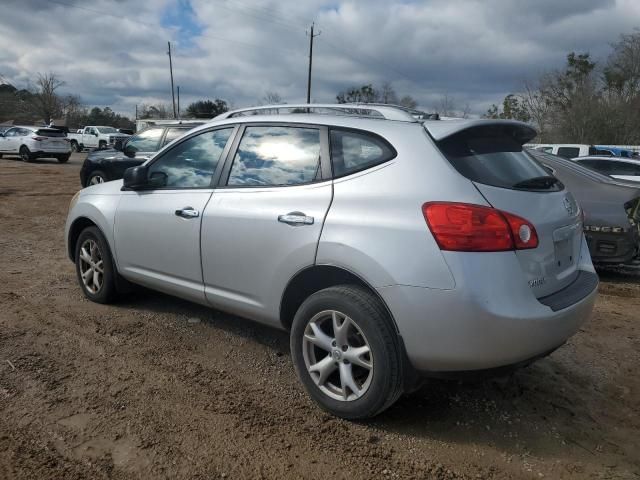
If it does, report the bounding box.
[485,30,640,144]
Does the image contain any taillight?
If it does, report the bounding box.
[31,136,45,141]
[422,202,538,252]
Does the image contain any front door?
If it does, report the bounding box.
[114,127,236,304]
[0,128,21,153]
[201,124,333,325]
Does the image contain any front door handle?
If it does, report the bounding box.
[175,207,199,218]
[278,212,314,226]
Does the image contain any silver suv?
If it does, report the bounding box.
[65,104,598,419]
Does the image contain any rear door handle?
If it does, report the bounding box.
[278,212,314,226]
[175,207,199,218]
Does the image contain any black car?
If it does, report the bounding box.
[529,149,640,265]
[79,122,203,187]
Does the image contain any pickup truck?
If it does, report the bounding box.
[67,126,130,152]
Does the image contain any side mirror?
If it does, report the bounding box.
[122,165,149,190]
[123,144,136,158]
[114,139,123,151]
[0,133,4,137]
[94,132,99,137]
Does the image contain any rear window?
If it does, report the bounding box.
[557,147,580,158]
[35,129,66,137]
[438,128,562,191]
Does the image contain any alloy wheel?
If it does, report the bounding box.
[79,238,104,294]
[302,310,374,401]
[89,175,105,185]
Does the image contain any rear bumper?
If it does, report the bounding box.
[378,248,598,372]
[33,149,70,156]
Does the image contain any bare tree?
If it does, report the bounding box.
[398,95,417,109]
[433,94,456,116]
[261,91,284,105]
[32,72,64,124]
[379,81,398,104]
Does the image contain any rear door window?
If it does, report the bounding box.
[227,126,321,186]
[163,127,188,146]
[329,129,396,177]
[438,127,562,191]
[126,128,163,153]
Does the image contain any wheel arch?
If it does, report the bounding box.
[279,264,399,333]
[67,217,99,261]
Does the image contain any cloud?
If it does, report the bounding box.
[0,0,638,117]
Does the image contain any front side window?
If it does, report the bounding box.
[227,126,320,186]
[148,128,233,188]
[4,128,18,137]
[330,129,396,177]
[126,128,163,153]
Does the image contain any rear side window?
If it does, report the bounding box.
[557,147,580,159]
[35,129,66,137]
[330,129,396,177]
[438,128,561,191]
[227,126,320,186]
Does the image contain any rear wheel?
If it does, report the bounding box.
[74,226,117,304]
[290,285,404,419]
[87,170,107,186]
[57,154,70,163]
[19,146,33,162]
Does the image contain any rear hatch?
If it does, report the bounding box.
[431,122,583,298]
[35,128,68,149]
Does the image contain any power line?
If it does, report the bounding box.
[307,23,321,103]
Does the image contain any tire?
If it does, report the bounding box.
[86,170,107,187]
[71,141,81,153]
[98,140,107,150]
[57,154,70,163]
[74,226,117,304]
[19,146,34,162]
[0,153,3,158]
[290,285,404,419]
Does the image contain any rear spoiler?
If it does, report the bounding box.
[423,119,537,145]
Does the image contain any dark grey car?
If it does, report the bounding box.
[529,149,640,265]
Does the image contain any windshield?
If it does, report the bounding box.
[438,127,561,191]
[96,127,117,133]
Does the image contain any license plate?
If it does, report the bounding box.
[553,222,580,270]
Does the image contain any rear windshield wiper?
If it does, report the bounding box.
[512,176,560,190]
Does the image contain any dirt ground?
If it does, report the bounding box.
[0,153,638,480]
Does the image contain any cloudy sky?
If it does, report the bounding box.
[0,0,638,118]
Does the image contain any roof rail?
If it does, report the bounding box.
[215,103,419,122]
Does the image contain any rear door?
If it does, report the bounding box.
[201,124,332,324]
[436,126,583,298]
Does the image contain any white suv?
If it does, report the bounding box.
[0,126,71,162]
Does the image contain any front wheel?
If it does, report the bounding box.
[71,141,81,152]
[19,146,33,162]
[98,140,107,150]
[290,285,404,419]
[74,226,117,304]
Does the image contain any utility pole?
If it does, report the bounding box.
[306,23,321,104]
[167,41,177,118]
[177,86,180,119]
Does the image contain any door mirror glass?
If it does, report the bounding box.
[122,165,149,190]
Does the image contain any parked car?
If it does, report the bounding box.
[531,144,615,158]
[529,150,640,265]
[79,121,203,187]
[0,125,71,162]
[67,126,130,152]
[573,156,640,182]
[66,104,598,419]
